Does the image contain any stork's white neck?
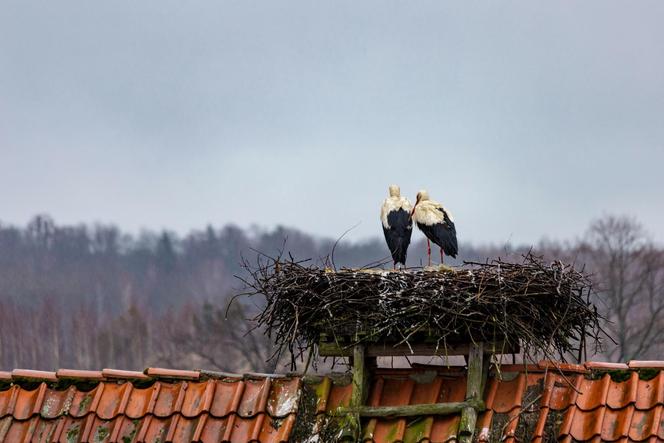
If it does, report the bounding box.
[380,195,412,229]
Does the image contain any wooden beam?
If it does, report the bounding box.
[459,342,485,443]
[336,344,369,441]
[350,344,369,408]
[318,339,516,357]
[332,399,485,418]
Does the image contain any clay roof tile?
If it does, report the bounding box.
[11,369,57,382]
[1,361,664,442]
[629,361,664,369]
[101,368,151,380]
[55,369,104,380]
[145,367,200,380]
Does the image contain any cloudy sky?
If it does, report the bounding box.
[1,1,663,245]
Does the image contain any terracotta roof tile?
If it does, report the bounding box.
[316,364,664,443]
[630,361,664,369]
[55,369,104,380]
[238,378,271,417]
[370,417,406,442]
[145,367,200,380]
[101,368,151,380]
[565,407,606,440]
[0,386,18,417]
[607,371,640,409]
[12,383,47,420]
[3,361,664,442]
[11,369,57,382]
[266,377,301,417]
[430,415,461,442]
[538,360,589,373]
[576,373,611,410]
[0,416,31,442]
[68,383,103,417]
[125,382,159,418]
[209,379,244,417]
[181,379,214,417]
[326,380,352,410]
[260,413,297,441]
[152,381,186,417]
[630,408,662,440]
[586,361,630,370]
[139,415,173,442]
[197,415,229,442]
[312,376,332,414]
[94,382,129,420]
[411,374,444,404]
[377,377,415,406]
[39,386,75,419]
[636,372,664,410]
[437,374,467,403]
[0,368,300,443]
[490,374,526,413]
[545,373,581,411]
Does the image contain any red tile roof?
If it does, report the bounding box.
[0,368,300,442]
[1,362,664,442]
[311,361,664,443]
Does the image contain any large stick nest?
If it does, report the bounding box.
[239,253,604,368]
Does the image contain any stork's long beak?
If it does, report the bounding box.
[411,197,420,217]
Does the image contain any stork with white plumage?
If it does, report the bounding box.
[380,185,413,269]
[411,189,458,266]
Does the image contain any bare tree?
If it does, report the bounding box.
[580,215,664,361]
[154,300,279,373]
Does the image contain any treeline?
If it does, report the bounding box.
[0,214,662,371]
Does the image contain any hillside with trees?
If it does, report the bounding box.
[0,214,662,372]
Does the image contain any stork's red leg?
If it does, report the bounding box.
[427,239,431,267]
[440,248,444,264]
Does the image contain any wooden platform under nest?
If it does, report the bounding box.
[317,333,519,357]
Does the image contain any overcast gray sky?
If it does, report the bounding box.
[1,1,663,245]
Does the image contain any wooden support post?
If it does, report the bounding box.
[459,342,485,443]
[351,344,369,407]
[480,353,491,398]
[337,344,368,441]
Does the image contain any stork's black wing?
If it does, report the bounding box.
[382,208,413,265]
[417,208,458,258]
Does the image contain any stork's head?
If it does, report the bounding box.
[415,189,430,204]
[388,185,401,198]
[411,189,429,216]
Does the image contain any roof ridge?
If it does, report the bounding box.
[0,375,302,423]
[0,366,298,384]
[3,364,664,442]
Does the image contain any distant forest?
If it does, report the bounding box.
[0,214,662,372]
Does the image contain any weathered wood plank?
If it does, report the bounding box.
[338,344,369,441]
[318,339,516,357]
[459,342,485,443]
[331,399,485,418]
[350,344,369,408]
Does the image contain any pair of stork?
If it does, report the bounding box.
[381,185,458,269]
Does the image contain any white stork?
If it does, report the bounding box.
[380,185,413,269]
[411,189,458,266]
